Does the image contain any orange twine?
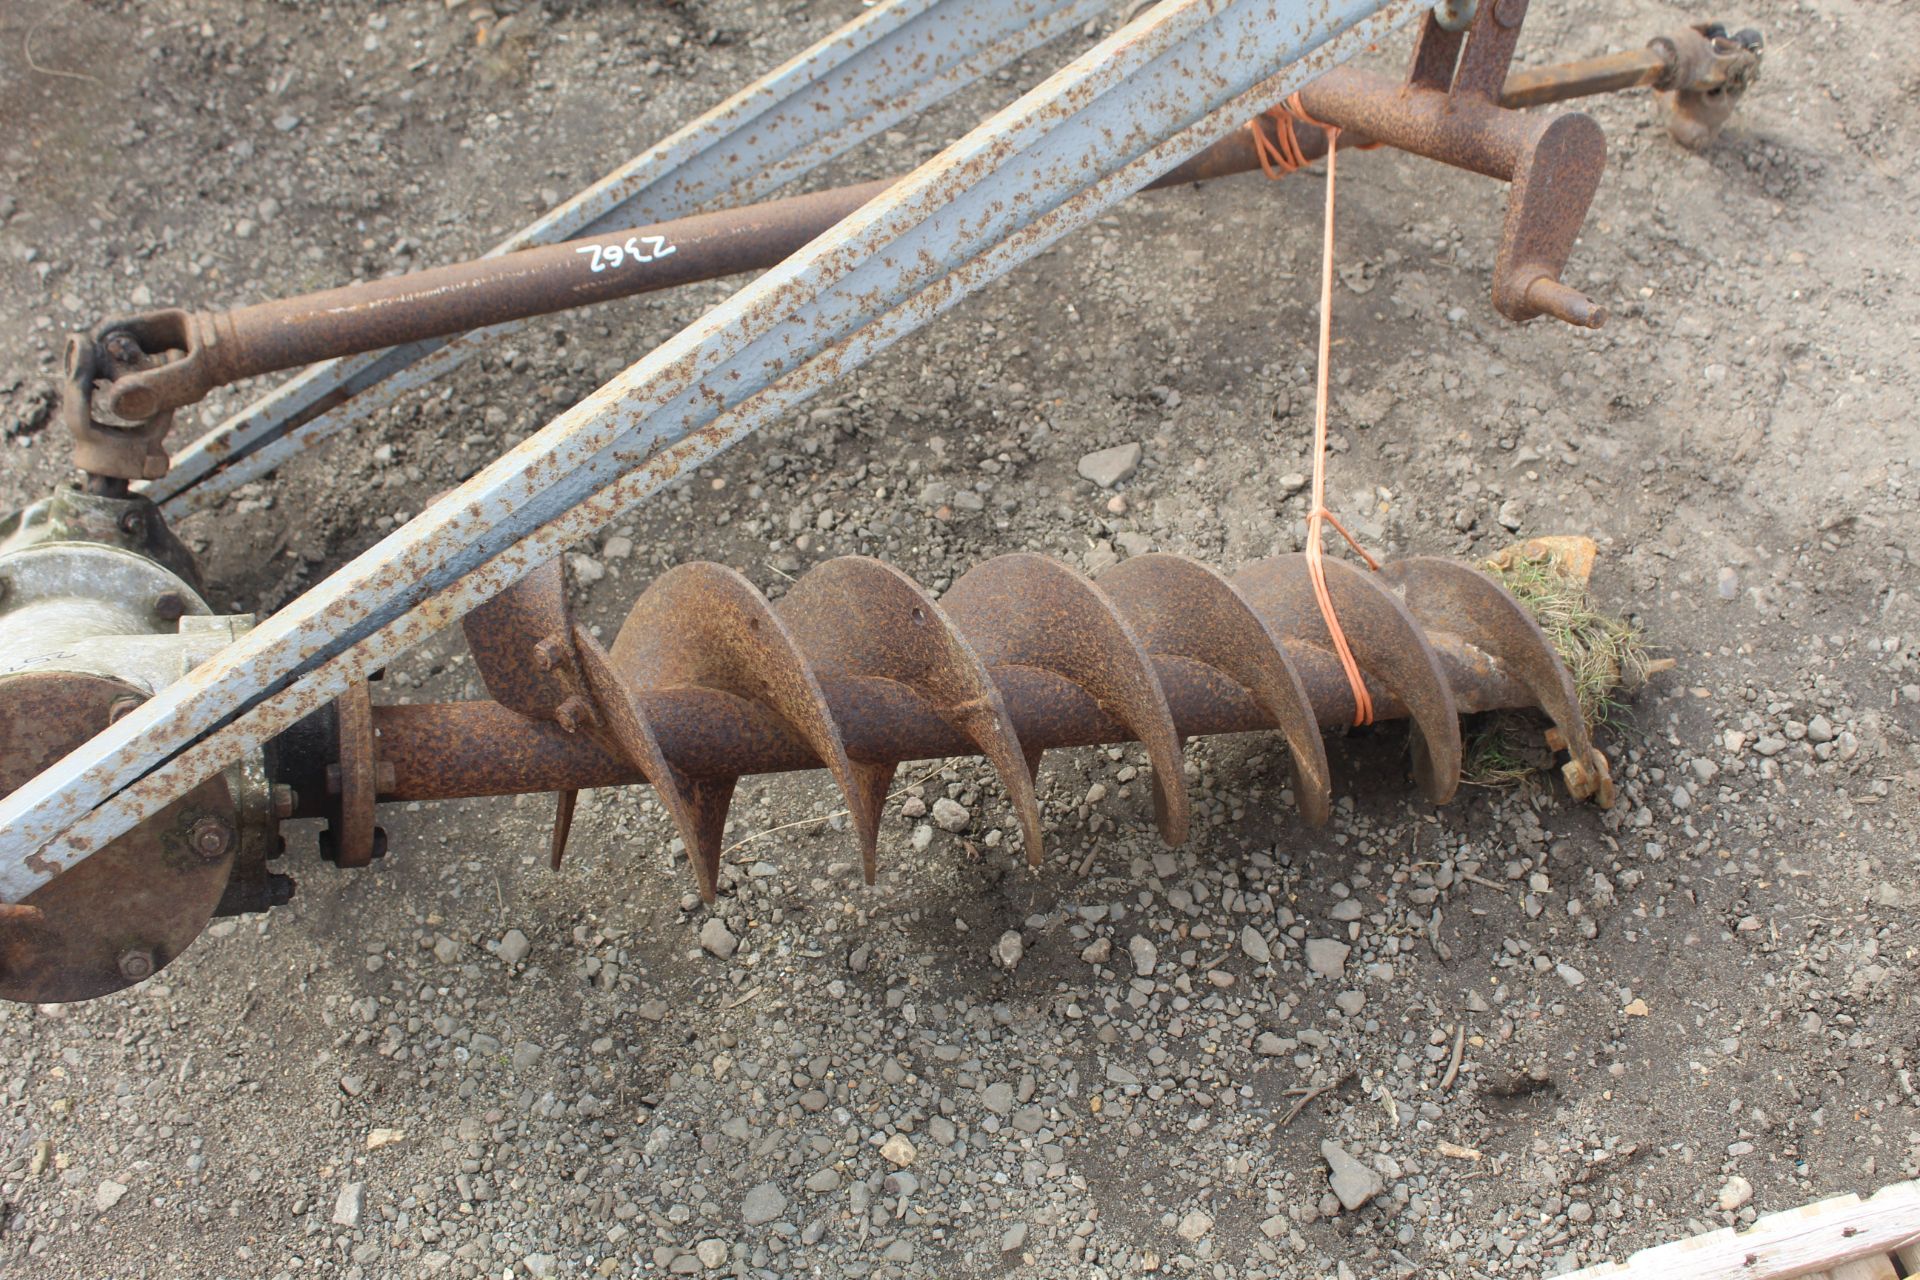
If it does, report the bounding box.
[1251,93,1381,727]
[1244,92,1381,179]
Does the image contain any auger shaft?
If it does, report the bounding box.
[367,635,1536,804]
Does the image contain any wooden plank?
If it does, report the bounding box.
[1812,1255,1900,1280]
[1562,1181,1920,1280]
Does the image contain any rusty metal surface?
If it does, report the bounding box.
[319,681,380,868]
[776,555,1045,867]
[1293,0,1609,327]
[1654,24,1764,150]
[575,626,733,900]
[95,181,892,424]
[358,547,1602,903]
[1376,556,1614,806]
[460,557,580,722]
[62,314,185,482]
[1100,553,1332,826]
[610,564,875,894]
[0,670,234,1003]
[1499,48,1664,108]
[945,552,1190,845]
[1232,555,1461,803]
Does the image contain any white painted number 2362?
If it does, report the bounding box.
[576,235,678,273]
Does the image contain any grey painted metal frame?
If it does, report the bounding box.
[145,0,1114,517]
[0,0,1418,899]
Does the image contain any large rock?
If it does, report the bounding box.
[1240,925,1272,964]
[931,798,971,832]
[699,918,738,959]
[332,1181,366,1228]
[1304,938,1350,978]
[1078,443,1142,488]
[741,1182,787,1226]
[496,929,531,965]
[1321,1141,1383,1212]
[1175,1210,1213,1241]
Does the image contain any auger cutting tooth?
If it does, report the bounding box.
[549,789,578,871]
[1232,554,1462,803]
[461,559,592,866]
[573,630,736,901]
[608,564,876,894]
[774,556,1045,869]
[461,558,577,721]
[1377,557,1614,807]
[941,553,1191,845]
[1101,553,1333,826]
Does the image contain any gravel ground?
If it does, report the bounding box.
[2,1,1917,1277]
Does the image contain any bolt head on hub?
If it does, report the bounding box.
[118,948,155,981]
[189,816,233,860]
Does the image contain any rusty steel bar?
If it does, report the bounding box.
[371,639,1537,804]
[1158,37,1674,183]
[1499,47,1665,108]
[98,181,894,424]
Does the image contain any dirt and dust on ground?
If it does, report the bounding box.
[1,0,1917,1276]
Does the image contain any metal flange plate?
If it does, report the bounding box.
[0,670,234,1003]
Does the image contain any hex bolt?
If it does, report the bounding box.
[117,508,149,540]
[153,591,187,623]
[533,636,567,672]
[554,695,595,735]
[189,816,233,860]
[118,949,155,982]
[271,784,298,820]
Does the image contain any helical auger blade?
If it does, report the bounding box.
[507,549,1608,901]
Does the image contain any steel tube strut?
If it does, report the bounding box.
[0,0,1423,899]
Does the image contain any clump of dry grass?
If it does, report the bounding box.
[1462,541,1656,788]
